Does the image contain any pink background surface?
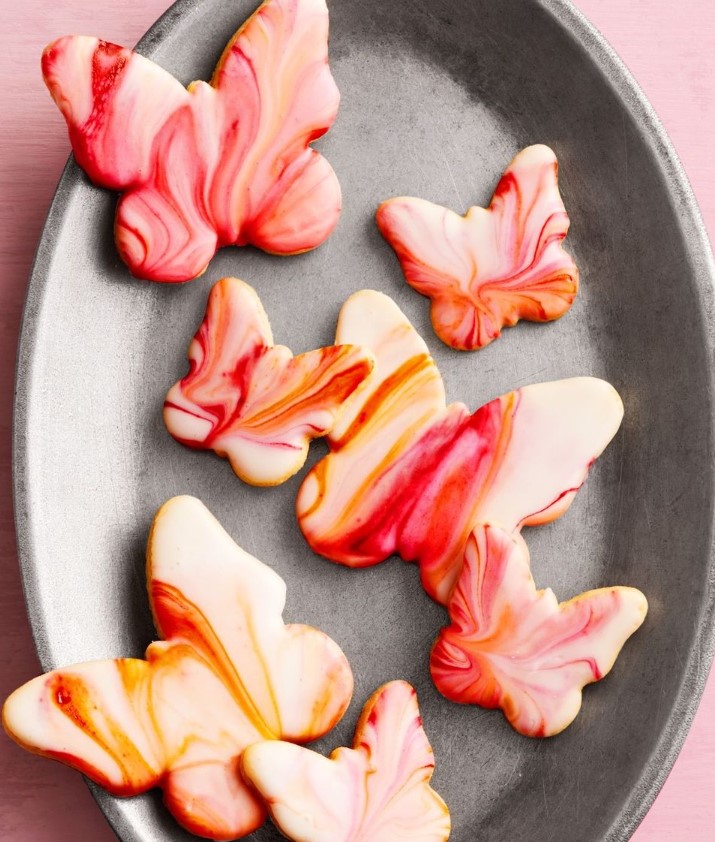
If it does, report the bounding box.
[0,0,713,839]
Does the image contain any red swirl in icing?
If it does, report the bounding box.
[430,525,647,737]
[241,680,451,841]
[42,0,341,282]
[2,497,353,840]
[376,145,578,350]
[297,290,624,605]
[164,278,373,486]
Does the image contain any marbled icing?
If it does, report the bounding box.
[164,278,373,485]
[241,680,450,841]
[42,0,341,282]
[297,290,623,604]
[2,497,353,840]
[431,525,647,736]
[376,146,578,349]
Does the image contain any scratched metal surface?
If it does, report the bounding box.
[13,0,715,839]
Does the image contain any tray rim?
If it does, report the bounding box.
[12,0,715,839]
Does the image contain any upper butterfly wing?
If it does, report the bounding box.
[42,36,189,191]
[148,496,354,742]
[377,145,578,350]
[164,278,372,485]
[297,291,623,603]
[241,680,450,842]
[430,526,648,736]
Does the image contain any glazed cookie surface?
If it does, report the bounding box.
[164,278,373,486]
[241,680,451,842]
[376,145,578,349]
[430,525,647,737]
[42,0,341,282]
[2,496,353,840]
[297,290,623,604]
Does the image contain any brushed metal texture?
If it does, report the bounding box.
[13,0,715,839]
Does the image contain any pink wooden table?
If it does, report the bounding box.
[0,1,713,839]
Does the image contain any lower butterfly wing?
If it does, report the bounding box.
[431,526,648,737]
[208,0,341,253]
[42,36,189,191]
[241,681,450,842]
[377,145,578,350]
[148,496,353,742]
[2,659,163,795]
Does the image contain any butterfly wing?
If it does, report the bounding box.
[430,526,648,737]
[164,278,372,485]
[298,291,622,603]
[207,0,341,254]
[148,496,354,743]
[2,659,163,795]
[42,36,189,191]
[377,145,578,350]
[240,680,450,842]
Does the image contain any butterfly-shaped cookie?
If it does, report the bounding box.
[42,0,341,282]
[241,680,451,841]
[376,145,578,350]
[296,290,623,604]
[2,496,353,840]
[431,525,647,737]
[164,278,373,486]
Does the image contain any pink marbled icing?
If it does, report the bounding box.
[41,0,341,282]
[376,145,578,350]
[430,525,647,737]
[241,680,451,841]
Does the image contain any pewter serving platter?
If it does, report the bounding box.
[14,0,715,839]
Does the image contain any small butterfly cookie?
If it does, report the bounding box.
[2,496,353,840]
[164,277,373,486]
[42,0,341,282]
[376,145,578,350]
[430,525,647,737]
[241,680,451,842]
[297,290,623,604]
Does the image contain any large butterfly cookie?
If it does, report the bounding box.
[42,0,341,282]
[2,496,353,840]
[241,680,451,841]
[164,278,373,486]
[376,145,578,349]
[431,525,647,736]
[297,290,623,604]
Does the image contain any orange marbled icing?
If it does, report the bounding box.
[41,0,341,282]
[2,497,353,840]
[430,525,647,737]
[376,145,578,350]
[164,278,373,486]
